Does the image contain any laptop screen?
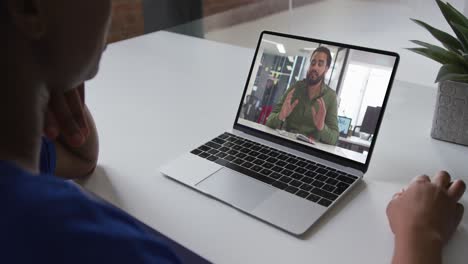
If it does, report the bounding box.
[236,32,398,165]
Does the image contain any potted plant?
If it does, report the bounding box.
[410,0,468,146]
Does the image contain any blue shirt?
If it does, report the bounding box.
[0,138,180,263]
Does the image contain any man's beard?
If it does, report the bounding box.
[306,71,325,86]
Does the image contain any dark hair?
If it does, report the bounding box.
[312,46,332,67]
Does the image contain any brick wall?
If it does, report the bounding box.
[108,0,144,43]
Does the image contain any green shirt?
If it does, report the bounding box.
[265,80,339,145]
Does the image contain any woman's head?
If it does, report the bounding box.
[5,0,112,92]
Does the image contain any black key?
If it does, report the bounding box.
[269,151,280,158]
[296,161,308,167]
[260,169,272,176]
[286,157,299,164]
[249,151,260,157]
[251,146,261,151]
[232,145,242,151]
[244,155,255,162]
[278,154,289,160]
[223,142,234,148]
[251,165,262,172]
[215,152,228,159]
[323,184,335,192]
[266,157,278,163]
[307,194,320,202]
[296,190,309,198]
[306,164,318,171]
[291,173,303,180]
[233,158,244,165]
[218,133,230,139]
[258,154,269,160]
[207,155,218,161]
[337,181,350,189]
[233,139,244,145]
[301,177,313,184]
[294,167,307,174]
[338,175,355,184]
[259,148,270,154]
[242,162,254,169]
[333,187,347,195]
[240,147,250,153]
[199,145,210,152]
[276,160,287,167]
[279,176,292,183]
[223,162,274,185]
[212,138,225,145]
[225,155,235,161]
[253,159,264,165]
[270,172,281,179]
[316,168,328,174]
[318,198,332,207]
[290,180,302,187]
[311,180,325,188]
[326,171,338,178]
[281,169,293,176]
[262,162,274,169]
[191,149,202,155]
[341,172,358,180]
[227,149,239,156]
[219,146,229,152]
[285,164,297,171]
[326,178,338,185]
[285,186,299,194]
[305,170,317,178]
[236,153,247,159]
[299,184,313,191]
[208,149,219,155]
[272,181,287,190]
[316,175,328,182]
[215,159,229,166]
[271,166,283,173]
[311,188,338,201]
[242,142,253,148]
[206,142,221,149]
[199,152,210,158]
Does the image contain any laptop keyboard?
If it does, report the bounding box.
[190,133,358,207]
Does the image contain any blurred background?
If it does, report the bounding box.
[108,0,468,88]
[108,0,321,43]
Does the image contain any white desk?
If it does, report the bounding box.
[82,31,468,264]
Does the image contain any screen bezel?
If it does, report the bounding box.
[233,31,400,173]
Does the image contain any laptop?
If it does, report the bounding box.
[161,31,399,235]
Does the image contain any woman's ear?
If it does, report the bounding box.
[7,0,46,39]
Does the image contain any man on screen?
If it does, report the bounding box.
[266,47,339,145]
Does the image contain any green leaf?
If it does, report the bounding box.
[435,64,468,82]
[450,22,468,51]
[407,47,448,64]
[407,46,468,68]
[445,2,468,27]
[410,18,463,53]
[435,0,468,50]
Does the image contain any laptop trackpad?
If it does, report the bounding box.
[196,168,276,212]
